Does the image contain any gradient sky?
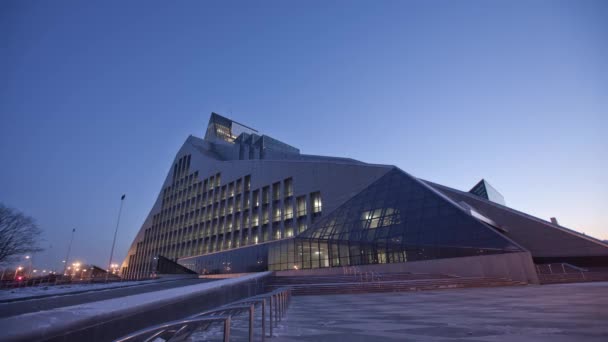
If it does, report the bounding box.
[1,1,606,270]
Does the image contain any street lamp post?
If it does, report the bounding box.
[106,194,126,282]
[63,228,76,276]
[25,255,32,277]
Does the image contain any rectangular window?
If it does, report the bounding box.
[285,225,294,237]
[296,196,307,217]
[311,192,322,213]
[298,220,307,233]
[235,194,242,211]
[284,200,294,219]
[272,182,280,201]
[284,177,293,197]
[228,182,234,197]
[262,186,270,204]
[236,178,242,194]
[244,175,251,191]
[253,190,260,207]
[244,192,251,208]
[243,212,250,228]
[227,198,233,214]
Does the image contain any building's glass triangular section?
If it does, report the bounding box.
[469,179,506,205]
[269,168,521,270]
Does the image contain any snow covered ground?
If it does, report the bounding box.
[0,279,160,301]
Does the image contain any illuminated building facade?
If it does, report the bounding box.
[121,113,608,279]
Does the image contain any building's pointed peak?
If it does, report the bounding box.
[469,178,505,205]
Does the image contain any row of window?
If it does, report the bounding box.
[133,169,322,268]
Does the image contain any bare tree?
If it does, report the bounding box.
[0,204,43,263]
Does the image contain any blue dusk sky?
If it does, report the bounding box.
[1,1,606,270]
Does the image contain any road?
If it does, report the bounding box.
[0,278,214,318]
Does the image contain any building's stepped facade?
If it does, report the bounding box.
[267,273,525,295]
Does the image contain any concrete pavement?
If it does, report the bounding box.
[273,282,608,341]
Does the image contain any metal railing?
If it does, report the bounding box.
[536,263,588,275]
[536,263,589,281]
[114,316,231,342]
[342,266,382,282]
[113,287,291,342]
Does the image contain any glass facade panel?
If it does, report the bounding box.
[267,169,521,271]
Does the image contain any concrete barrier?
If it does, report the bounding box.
[0,272,272,342]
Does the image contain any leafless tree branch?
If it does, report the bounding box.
[0,204,43,263]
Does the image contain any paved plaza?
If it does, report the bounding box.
[273,282,608,341]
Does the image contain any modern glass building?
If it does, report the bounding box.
[121,113,608,279]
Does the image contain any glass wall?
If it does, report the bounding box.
[179,242,273,274]
[269,169,521,271]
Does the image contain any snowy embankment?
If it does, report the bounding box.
[0,279,159,301]
[0,272,271,342]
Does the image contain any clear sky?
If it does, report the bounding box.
[1,1,606,270]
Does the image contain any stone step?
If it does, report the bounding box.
[289,281,524,296]
[266,277,525,296]
[267,273,452,285]
[538,272,608,284]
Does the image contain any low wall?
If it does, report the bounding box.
[275,252,540,284]
[0,272,272,342]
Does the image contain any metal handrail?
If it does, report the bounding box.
[113,315,231,342]
[113,287,291,342]
[562,263,588,272]
[536,263,589,275]
[190,304,255,341]
[228,287,292,338]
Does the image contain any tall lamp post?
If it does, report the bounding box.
[63,228,76,276]
[25,255,32,277]
[107,194,126,281]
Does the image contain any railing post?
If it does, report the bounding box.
[223,316,231,342]
[275,294,279,324]
[548,264,553,274]
[561,263,566,273]
[269,295,273,336]
[249,304,254,342]
[261,298,266,341]
[279,292,283,321]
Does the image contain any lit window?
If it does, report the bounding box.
[361,208,401,229]
[296,196,307,216]
[273,207,282,221]
[284,204,294,219]
[284,178,293,197]
[311,192,322,213]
